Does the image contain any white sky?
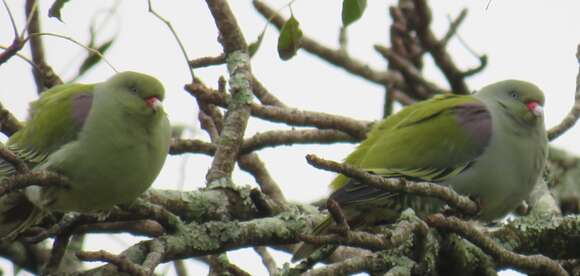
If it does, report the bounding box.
[1,1,579,275]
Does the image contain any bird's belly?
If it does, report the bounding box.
[31,138,164,212]
[447,142,541,221]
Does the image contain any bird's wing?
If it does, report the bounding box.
[0,84,95,176]
[330,94,492,206]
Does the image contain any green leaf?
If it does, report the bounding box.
[48,0,71,22]
[342,0,367,27]
[249,30,266,58]
[277,15,303,61]
[78,39,114,76]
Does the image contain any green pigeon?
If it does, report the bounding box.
[0,71,171,239]
[293,80,548,261]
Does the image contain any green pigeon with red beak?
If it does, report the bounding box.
[0,71,171,239]
[293,80,548,261]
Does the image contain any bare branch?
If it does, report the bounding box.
[0,103,22,136]
[305,154,479,215]
[148,0,195,81]
[374,44,445,95]
[254,246,277,275]
[241,129,357,154]
[251,76,286,107]
[548,44,580,140]
[0,171,70,198]
[253,0,416,104]
[427,214,567,276]
[42,232,72,275]
[185,83,371,139]
[238,154,287,205]
[440,9,468,48]
[410,0,470,94]
[304,254,415,276]
[204,0,253,185]
[77,250,150,276]
[189,53,225,68]
[299,219,422,252]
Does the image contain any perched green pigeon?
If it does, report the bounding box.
[0,71,171,238]
[293,80,548,261]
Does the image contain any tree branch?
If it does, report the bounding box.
[204,0,253,185]
[427,214,567,276]
[185,82,371,139]
[548,44,580,141]
[305,154,479,215]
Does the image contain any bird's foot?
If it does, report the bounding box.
[23,212,81,243]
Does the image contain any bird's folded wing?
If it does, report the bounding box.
[330,95,492,206]
[0,84,95,177]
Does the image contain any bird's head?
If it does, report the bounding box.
[476,80,545,126]
[105,71,166,115]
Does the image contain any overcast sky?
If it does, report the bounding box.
[1,1,579,275]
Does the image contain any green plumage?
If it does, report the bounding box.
[294,80,547,261]
[0,72,171,239]
[331,94,483,190]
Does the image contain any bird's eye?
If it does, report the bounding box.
[128,84,138,94]
[509,90,519,100]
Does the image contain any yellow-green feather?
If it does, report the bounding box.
[330,94,482,190]
[7,84,94,166]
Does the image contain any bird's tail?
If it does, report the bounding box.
[291,215,333,262]
[0,192,43,240]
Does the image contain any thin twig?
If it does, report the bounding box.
[238,154,287,205]
[374,45,445,95]
[440,9,468,48]
[548,45,580,141]
[147,0,195,82]
[185,83,371,139]
[252,0,415,102]
[1,0,18,38]
[189,54,225,68]
[251,76,286,107]
[409,0,470,94]
[77,250,149,276]
[254,246,277,275]
[42,232,72,275]
[26,32,118,73]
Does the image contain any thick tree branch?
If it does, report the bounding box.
[204,0,253,185]
[427,214,568,276]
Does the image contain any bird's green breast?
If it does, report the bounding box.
[30,88,171,212]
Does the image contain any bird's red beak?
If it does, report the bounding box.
[145,96,162,110]
[526,101,543,117]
